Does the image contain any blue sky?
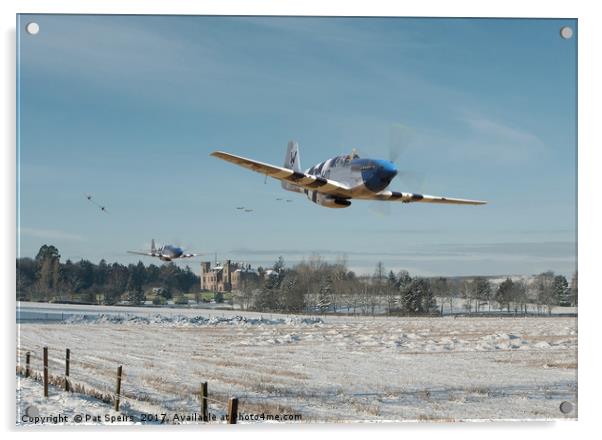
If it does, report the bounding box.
[17,15,577,277]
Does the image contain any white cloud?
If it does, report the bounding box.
[459,113,546,161]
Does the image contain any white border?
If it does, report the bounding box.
[3,1,600,439]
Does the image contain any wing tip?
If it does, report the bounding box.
[449,199,488,205]
[416,194,488,205]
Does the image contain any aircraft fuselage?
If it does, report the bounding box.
[302,155,398,206]
[158,245,184,261]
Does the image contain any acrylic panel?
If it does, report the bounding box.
[16,15,577,425]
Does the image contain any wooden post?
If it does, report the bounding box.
[25,352,30,378]
[227,397,238,424]
[43,347,48,398]
[115,365,122,412]
[65,349,70,391]
[200,382,208,422]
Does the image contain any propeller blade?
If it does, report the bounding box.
[370,200,391,217]
[388,122,414,163]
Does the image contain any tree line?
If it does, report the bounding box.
[235,257,577,316]
[434,271,577,316]
[17,245,577,315]
[237,256,437,315]
[17,245,198,305]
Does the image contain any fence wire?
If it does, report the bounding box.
[17,346,239,418]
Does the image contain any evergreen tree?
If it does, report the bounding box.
[35,245,61,299]
[397,270,412,290]
[281,273,305,313]
[59,259,77,299]
[387,271,397,288]
[159,263,179,296]
[95,259,109,286]
[254,266,281,311]
[495,278,514,312]
[552,275,570,306]
[127,262,146,294]
[317,274,333,314]
[126,288,145,305]
[471,277,492,312]
[569,271,578,307]
[16,257,37,300]
[400,278,435,315]
[76,260,95,292]
[17,246,201,304]
[273,256,285,273]
[146,264,161,285]
[106,263,129,304]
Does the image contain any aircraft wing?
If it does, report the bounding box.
[181,253,201,258]
[211,151,352,198]
[127,251,156,257]
[369,191,487,205]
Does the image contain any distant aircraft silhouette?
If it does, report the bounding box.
[128,239,201,262]
[85,194,108,214]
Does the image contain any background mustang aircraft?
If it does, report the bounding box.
[211,142,487,208]
[128,239,200,262]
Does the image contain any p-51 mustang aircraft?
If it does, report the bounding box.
[127,239,201,262]
[211,141,486,208]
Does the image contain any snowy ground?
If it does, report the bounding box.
[17,376,136,426]
[16,303,577,423]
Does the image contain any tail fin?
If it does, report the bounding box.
[282,141,303,193]
[284,141,301,171]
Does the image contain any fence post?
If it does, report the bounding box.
[65,348,70,392]
[43,347,48,398]
[115,365,122,412]
[25,352,31,378]
[200,382,208,422]
[227,397,238,424]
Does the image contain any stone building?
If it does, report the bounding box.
[200,260,260,292]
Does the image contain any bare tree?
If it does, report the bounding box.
[431,277,449,315]
[512,279,528,315]
[535,271,555,315]
[461,279,473,314]
[237,278,258,310]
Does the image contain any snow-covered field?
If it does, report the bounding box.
[16,302,577,424]
[17,376,132,426]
